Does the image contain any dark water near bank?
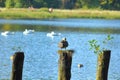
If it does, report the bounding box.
[0,19,120,80]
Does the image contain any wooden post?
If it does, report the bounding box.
[11,52,24,80]
[58,50,74,80]
[96,50,111,80]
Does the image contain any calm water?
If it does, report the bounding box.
[0,19,120,80]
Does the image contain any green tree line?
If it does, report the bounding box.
[0,0,120,10]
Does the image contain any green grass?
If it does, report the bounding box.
[0,8,120,19]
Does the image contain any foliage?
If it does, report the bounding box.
[14,0,23,8]
[0,0,5,7]
[89,35,113,55]
[0,0,119,10]
[75,0,100,9]
[32,0,46,8]
[5,0,14,8]
[99,0,120,10]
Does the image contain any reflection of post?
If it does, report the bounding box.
[11,52,24,80]
[96,50,111,80]
[58,50,74,80]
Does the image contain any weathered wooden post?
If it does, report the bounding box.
[58,50,74,80]
[11,52,24,80]
[96,50,111,80]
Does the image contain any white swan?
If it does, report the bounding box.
[1,31,14,36]
[23,29,35,35]
[51,31,61,36]
[47,31,61,37]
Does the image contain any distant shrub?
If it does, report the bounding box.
[14,3,22,8]
[5,0,14,8]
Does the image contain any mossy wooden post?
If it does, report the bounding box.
[58,50,74,80]
[96,50,111,80]
[11,52,24,80]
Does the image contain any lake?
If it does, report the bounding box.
[0,19,120,80]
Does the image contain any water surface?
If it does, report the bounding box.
[0,19,120,80]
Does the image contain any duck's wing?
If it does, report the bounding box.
[58,42,64,48]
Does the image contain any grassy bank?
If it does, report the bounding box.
[0,8,120,19]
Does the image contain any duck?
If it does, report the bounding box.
[58,37,68,49]
[23,29,35,35]
[1,31,14,36]
[78,64,83,68]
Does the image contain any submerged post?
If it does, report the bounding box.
[11,52,24,80]
[58,50,74,80]
[96,50,111,80]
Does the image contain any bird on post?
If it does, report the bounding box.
[58,37,68,50]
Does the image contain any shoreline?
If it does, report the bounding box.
[0,8,120,19]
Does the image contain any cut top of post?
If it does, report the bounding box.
[58,50,74,56]
[103,50,111,53]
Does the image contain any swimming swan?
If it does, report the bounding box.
[23,29,35,35]
[1,31,14,36]
[47,31,61,37]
